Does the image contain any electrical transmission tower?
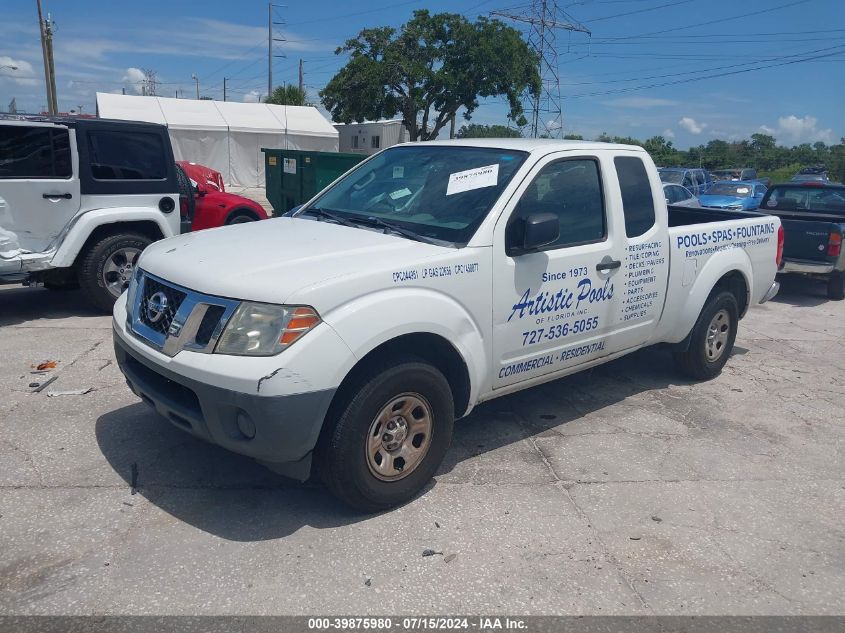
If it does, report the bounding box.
[492,1,590,138]
[141,69,158,96]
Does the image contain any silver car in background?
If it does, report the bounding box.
[663,183,701,207]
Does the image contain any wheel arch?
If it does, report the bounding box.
[328,332,473,422]
[225,207,261,224]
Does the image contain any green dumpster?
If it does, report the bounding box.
[262,148,366,215]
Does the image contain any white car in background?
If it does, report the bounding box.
[663,183,701,207]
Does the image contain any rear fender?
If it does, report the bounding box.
[50,208,177,268]
[664,247,753,345]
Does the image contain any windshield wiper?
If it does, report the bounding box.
[299,207,358,228]
[353,216,443,246]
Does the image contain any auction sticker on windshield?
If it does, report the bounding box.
[446,164,499,196]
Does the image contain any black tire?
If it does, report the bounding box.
[318,357,454,512]
[827,271,845,301]
[78,232,151,313]
[673,290,739,381]
[226,210,257,225]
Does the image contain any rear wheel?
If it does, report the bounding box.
[78,232,151,312]
[226,210,257,225]
[827,271,844,301]
[673,290,738,380]
[318,357,454,512]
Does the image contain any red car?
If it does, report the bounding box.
[176,161,269,231]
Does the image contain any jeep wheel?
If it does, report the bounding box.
[827,271,845,301]
[79,232,151,312]
[673,290,738,380]
[318,357,454,512]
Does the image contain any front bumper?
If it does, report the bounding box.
[114,332,336,480]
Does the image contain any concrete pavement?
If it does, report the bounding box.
[0,275,843,615]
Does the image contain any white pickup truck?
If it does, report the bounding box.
[113,139,782,510]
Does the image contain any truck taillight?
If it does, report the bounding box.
[828,232,842,258]
[776,225,785,267]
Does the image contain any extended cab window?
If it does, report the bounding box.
[87,130,166,180]
[510,158,605,250]
[0,126,72,179]
[615,156,656,238]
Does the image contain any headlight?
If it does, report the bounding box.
[126,267,141,309]
[214,302,321,356]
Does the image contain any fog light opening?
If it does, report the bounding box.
[236,411,256,440]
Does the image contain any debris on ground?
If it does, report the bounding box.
[629,536,642,541]
[651,515,663,522]
[31,375,58,393]
[364,578,372,587]
[444,553,457,563]
[33,360,58,371]
[435,521,441,528]
[28,382,40,388]
[422,549,443,557]
[46,387,93,397]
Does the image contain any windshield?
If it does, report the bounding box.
[707,183,752,197]
[764,186,845,213]
[300,145,529,245]
[658,170,684,184]
[713,169,741,179]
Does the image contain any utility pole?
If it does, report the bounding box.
[223,77,228,102]
[449,113,456,139]
[36,0,58,115]
[268,3,286,98]
[492,0,590,138]
[191,73,199,99]
[298,58,303,93]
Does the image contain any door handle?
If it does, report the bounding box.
[43,192,72,200]
[596,259,621,272]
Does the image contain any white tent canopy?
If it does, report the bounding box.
[96,93,339,187]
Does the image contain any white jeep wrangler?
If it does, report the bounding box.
[0,116,185,311]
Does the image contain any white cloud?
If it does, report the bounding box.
[243,90,261,103]
[122,67,146,95]
[678,117,706,135]
[760,115,834,145]
[603,96,679,109]
[0,55,38,87]
[662,128,675,139]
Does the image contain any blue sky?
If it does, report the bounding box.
[1,0,843,148]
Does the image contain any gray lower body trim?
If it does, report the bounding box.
[780,259,835,275]
[114,332,335,480]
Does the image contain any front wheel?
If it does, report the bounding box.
[318,357,454,512]
[78,232,151,312]
[673,290,739,380]
[226,210,257,225]
[827,271,844,301]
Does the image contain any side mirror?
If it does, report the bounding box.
[196,184,208,197]
[519,213,560,253]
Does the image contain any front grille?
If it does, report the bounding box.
[140,276,187,335]
[195,305,226,346]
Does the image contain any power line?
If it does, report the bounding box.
[564,43,845,99]
[581,0,694,24]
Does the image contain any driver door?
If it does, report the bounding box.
[491,153,626,389]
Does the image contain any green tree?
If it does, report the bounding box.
[320,10,541,141]
[266,85,309,106]
[457,124,521,139]
[562,133,583,140]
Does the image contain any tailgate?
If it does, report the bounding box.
[780,218,839,263]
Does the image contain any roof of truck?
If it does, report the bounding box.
[0,113,167,130]
[410,138,647,154]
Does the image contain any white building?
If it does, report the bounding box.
[334,119,410,155]
[96,93,339,187]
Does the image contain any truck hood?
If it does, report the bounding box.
[138,217,451,304]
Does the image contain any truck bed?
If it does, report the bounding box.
[667,205,762,227]
[762,209,845,265]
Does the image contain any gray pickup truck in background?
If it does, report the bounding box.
[760,182,845,300]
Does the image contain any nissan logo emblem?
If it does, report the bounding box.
[146,291,169,323]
